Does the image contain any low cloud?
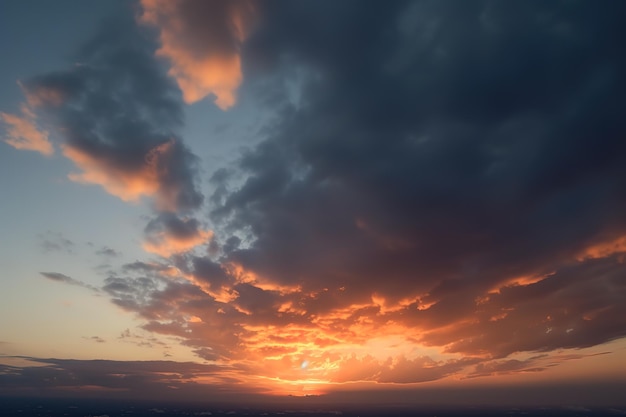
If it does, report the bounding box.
[0,357,248,401]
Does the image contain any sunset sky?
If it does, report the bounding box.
[1,0,625,407]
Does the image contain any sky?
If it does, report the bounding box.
[1,0,626,408]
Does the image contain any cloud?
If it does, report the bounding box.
[38,231,74,253]
[0,104,53,155]
[0,357,248,401]
[40,272,99,293]
[12,0,626,390]
[139,0,256,109]
[329,355,478,384]
[16,16,203,212]
[100,270,246,361]
[416,256,626,358]
[118,328,170,351]
[1,357,625,406]
[95,246,120,257]
[41,271,77,283]
[195,0,626,361]
[83,336,107,343]
[143,213,212,257]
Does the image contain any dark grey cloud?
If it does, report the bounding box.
[465,351,611,379]
[145,214,204,241]
[102,275,163,317]
[40,272,99,292]
[118,328,169,350]
[189,255,232,291]
[21,14,203,212]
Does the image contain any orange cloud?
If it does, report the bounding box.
[577,235,626,261]
[139,0,255,109]
[99,252,626,391]
[63,143,163,205]
[1,105,53,156]
[63,140,193,212]
[161,48,242,109]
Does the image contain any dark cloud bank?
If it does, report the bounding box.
[205,0,626,359]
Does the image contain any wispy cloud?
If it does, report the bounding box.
[83,336,106,343]
[1,104,53,155]
[38,231,75,253]
[40,272,99,293]
[95,246,120,257]
[0,357,248,400]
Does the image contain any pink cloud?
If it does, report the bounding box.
[1,105,53,156]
